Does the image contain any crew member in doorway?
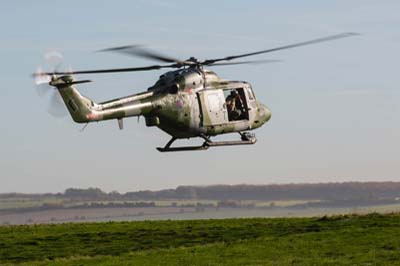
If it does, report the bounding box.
[226,90,245,121]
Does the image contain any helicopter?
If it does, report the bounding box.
[34,33,357,152]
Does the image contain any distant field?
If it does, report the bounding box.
[2,201,400,225]
[1,213,400,265]
[0,197,62,210]
[0,198,317,210]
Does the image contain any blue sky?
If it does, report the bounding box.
[1,1,399,193]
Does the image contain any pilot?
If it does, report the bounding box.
[226,90,245,121]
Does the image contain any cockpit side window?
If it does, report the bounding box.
[247,87,255,100]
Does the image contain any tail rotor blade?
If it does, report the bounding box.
[34,67,51,85]
[45,51,64,71]
[34,51,69,118]
[48,91,67,117]
[34,67,53,97]
[36,83,53,97]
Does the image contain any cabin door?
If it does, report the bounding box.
[198,90,228,126]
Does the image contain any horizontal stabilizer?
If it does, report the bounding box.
[68,79,92,85]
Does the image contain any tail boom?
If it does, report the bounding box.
[53,76,153,123]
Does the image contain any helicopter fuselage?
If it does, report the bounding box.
[83,67,271,138]
[53,66,271,152]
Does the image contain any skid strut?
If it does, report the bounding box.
[156,132,257,152]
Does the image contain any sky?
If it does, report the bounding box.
[0,0,399,193]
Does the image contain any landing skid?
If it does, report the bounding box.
[156,132,257,152]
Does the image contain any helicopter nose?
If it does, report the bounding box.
[263,105,271,122]
[252,103,271,129]
[259,103,271,123]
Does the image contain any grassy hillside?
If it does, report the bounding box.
[1,213,400,265]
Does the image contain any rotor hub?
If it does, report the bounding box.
[187,57,199,64]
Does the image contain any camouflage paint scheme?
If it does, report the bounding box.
[54,67,271,139]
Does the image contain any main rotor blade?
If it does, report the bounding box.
[99,45,183,64]
[202,32,359,65]
[34,64,179,76]
[209,59,281,67]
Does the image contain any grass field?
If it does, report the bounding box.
[1,213,400,265]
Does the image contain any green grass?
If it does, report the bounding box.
[1,213,400,265]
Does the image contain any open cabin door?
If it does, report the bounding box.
[198,90,228,126]
[223,87,251,122]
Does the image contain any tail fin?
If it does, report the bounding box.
[50,75,96,123]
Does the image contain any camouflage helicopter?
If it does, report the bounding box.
[34,33,357,152]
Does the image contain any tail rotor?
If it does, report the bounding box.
[34,52,69,117]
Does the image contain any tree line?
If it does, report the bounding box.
[2,182,400,201]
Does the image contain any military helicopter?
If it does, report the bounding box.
[34,33,357,152]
